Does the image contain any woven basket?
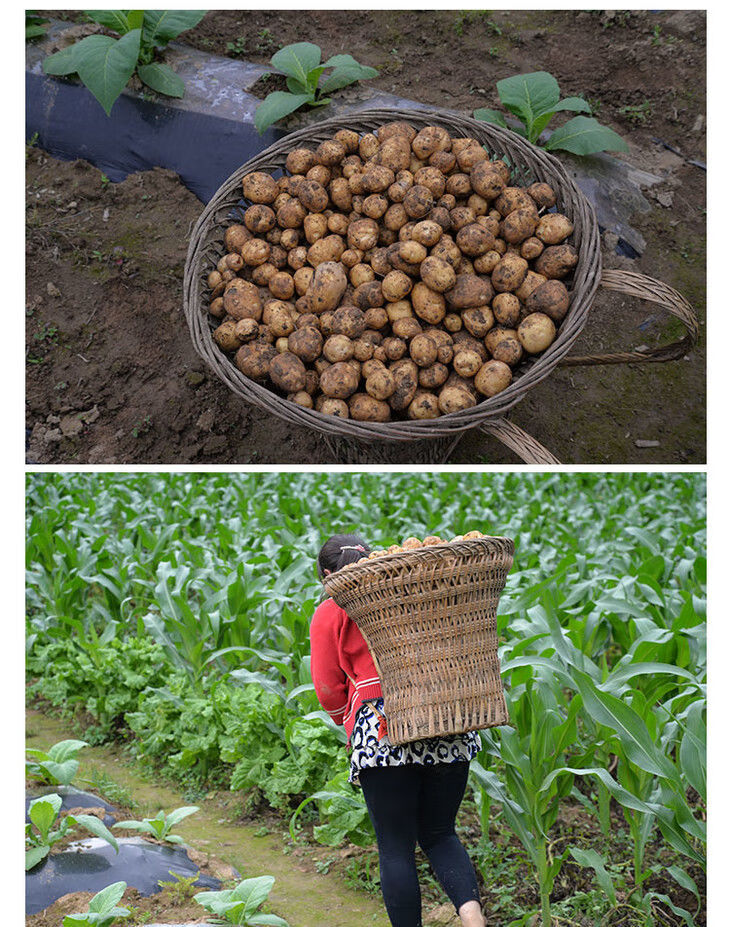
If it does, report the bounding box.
[184,108,698,464]
[322,536,514,745]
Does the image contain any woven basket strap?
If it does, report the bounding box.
[479,419,560,464]
[560,269,699,367]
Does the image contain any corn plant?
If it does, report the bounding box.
[194,875,289,926]
[26,793,119,870]
[62,881,130,927]
[26,738,88,786]
[113,805,199,844]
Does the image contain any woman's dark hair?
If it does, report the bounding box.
[317,533,371,579]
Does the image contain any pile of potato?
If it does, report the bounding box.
[341,529,487,568]
[206,121,577,422]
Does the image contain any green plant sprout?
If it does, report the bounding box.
[62,881,130,927]
[26,738,88,786]
[474,70,628,155]
[26,793,119,871]
[194,875,289,926]
[254,42,377,133]
[26,11,49,40]
[113,805,199,843]
[43,11,207,115]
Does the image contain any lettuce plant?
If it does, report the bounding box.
[474,70,628,155]
[42,10,207,115]
[194,875,289,926]
[113,804,199,843]
[26,793,119,870]
[255,42,377,133]
[62,881,130,927]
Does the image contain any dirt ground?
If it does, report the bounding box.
[26,10,706,464]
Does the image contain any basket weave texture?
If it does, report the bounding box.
[184,108,602,444]
[323,536,514,745]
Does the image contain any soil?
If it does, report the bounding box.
[26,706,706,927]
[26,10,706,464]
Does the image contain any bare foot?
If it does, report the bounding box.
[458,900,486,927]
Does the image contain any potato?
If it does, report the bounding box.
[213,320,242,352]
[473,250,501,275]
[534,244,579,279]
[233,318,259,343]
[353,281,384,310]
[268,271,295,301]
[452,331,487,361]
[527,182,557,209]
[438,384,477,414]
[224,223,252,254]
[276,198,307,229]
[418,362,449,389]
[378,120,417,143]
[411,282,447,325]
[263,300,296,337]
[502,206,539,245]
[419,256,456,293]
[408,389,440,419]
[403,184,435,219]
[223,279,263,321]
[209,296,226,319]
[452,348,483,378]
[317,396,349,417]
[449,205,476,230]
[323,334,355,363]
[241,239,271,267]
[350,393,391,421]
[308,234,345,267]
[515,270,548,303]
[285,148,317,175]
[413,166,447,198]
[376,138,412,173]
[491,253,529,293]
[269,352,307,392]
[474,359,512,397]
[332,305,367,339]
[445,274,494,310]
[347,218,379,251]
[518,313,557,354]
[242,171,279,204]
[383,336,407,361]
[235,341,277,380]
[444,313,462,333]
[408,333,438,368]
[329,177,353,213]
[525,279,570,322]
[365,306,390,330]
[319,361,360,399]
[365,367,396,400]
[287,246,308,270]
[382,270,413,302]
[520,237,544,261]
[492,292,521,327]
[244,203,276,235]
[308,261,348,314]
[303,213,328,244]
[288,325,324,363]
[485,327,523,366]
[388,358,419,412]
[470,161,506,200]
[392,317,423,341]
[462,306,494,339]
[316,139,346,166]
[494,187,536,217]
[445,173,472,198]
[535,214,574,245]
[456,223,496,257]
[398,240,428,265]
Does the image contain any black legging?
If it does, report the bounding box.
[359,761,481,927]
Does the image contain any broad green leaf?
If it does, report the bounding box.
[137,62,185,98]
[142,10,206,46]
[88,881,127,914]
[40,759,78,785]
[126,11,145,31]
[26,24,48,39]
[568,846,616,905]
[25,845,49,870]
[86,11,134,34]
[545,116,628,155]
[286,76,308,95]
[73,30,142,116]
[602,661,697,696]
[164,805,199,826]
[43,45,80,77]
[74,813,119,851]
[48,739,88,762]
[645,892,696,927]
[497,71,561,126]
[473,108,508,128]
[679,701,706,800]
[254,92,313,134]
[249,916,290,926]
[319,63,378,94]
[30,794,62,836]
[271,42,322,84]
[552,96,592,114]
[165,833,184,844]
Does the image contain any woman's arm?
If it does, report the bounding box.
[310,602,349,725]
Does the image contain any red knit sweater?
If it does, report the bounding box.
[309,597,383,744]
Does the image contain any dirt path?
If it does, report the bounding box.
[26,709,390,927]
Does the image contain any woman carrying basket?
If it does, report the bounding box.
[310,534,486,927]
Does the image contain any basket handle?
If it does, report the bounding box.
[559,269,699,367]
[479,419,561,464]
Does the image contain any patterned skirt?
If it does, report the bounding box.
[348,698,481,786]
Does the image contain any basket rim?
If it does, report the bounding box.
[184,107,602,443]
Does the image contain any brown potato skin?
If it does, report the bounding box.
[438,384,476,415]
[350,393,391,421]
[534,244,579,280]
[408,390,441,419]
[388,359,419,412]
[535,214,574,245]
[308,262,348,314]
[445,274,494,309]
[474,359,512,397]
[235,341,277,380]
[525,280,571,322]
[492,292,521,327]
[491,254,529,293]
[242,172,279,204]
[456,223,496,257]
[419,256,456,293]
[288,326,324,363]
[501,207,539,245]
[269,352,307,392]
[518,313,557,354]
[319,361,360,399]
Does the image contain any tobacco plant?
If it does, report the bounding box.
[26,793,119,870]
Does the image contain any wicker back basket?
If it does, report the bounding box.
[184,108,697,464]
[323,536,514,745]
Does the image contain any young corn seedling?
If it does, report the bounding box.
[26,793,119,870]
[113,805,199,844]
[62,880,130,927]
